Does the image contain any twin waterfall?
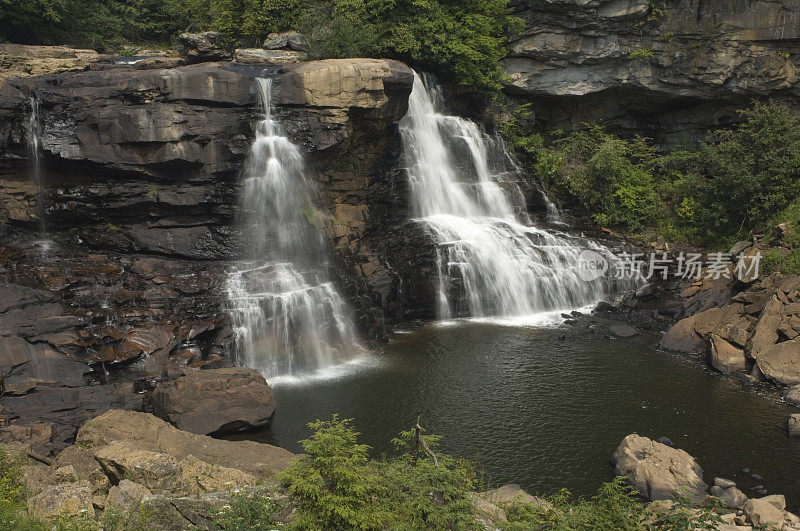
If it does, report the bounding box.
[400,74,613,319]
[226,79,359,380]
[229,74,623,379]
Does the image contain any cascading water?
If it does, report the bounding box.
[400,73,634,319]
[26,96,48,237]
[227,78,360,379]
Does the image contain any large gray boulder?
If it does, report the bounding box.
[151,367,276,435]
[611,434,708,503]
[756,338,800,385]
[263,31,308,51]
[178,32,231,63]
[708,334,747,374]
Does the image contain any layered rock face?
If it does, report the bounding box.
[505,0,800,143]
[0,55,434,451]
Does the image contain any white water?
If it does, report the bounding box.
[227,78,360,379]
[27,96,48,238]
[401,74,632,319]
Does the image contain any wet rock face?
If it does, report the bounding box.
[505,0,800,144]
[0,55,438,452]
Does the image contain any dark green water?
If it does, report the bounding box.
[239,316,800,508]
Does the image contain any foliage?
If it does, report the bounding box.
[629,48,654,62]
[0,0,187,51]
[293,0,522,96]
[2,0,520,97]
[510,101,800,245]
[178,0,301,48]
[0,447,44,531]
[691,101,800,238]
[279,415,478,530]
[501,477,720,530]
[214,490,280,530]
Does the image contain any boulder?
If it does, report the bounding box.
[469,493,507,527]
[262,31,308,51]
[610,434,708,503]
[784,385,800,406]
[710,484,748,509]
[94,441,181,493]
[748,296,783,358]
[178,32,230,63]
[608,323,638,338]
[744,497,785,528]
[27,481,94,519]
[713,477,737,489]
[177,454,257,495]
[105,479,153,512]
[708,335,747,373]
[756,338,800,385]
[151,367,276,435]
[75,410,294,480]
[233,48,307,64]
[479,484,551,509]
[789,414,800,437]
[659,306,742,352]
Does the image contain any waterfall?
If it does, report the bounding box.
[400,73,632,319]
[26,96,48,237]
[227,78,360,379]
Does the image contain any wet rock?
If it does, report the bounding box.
[611,434,707,503]
[708,334,747,374]
[784,385,800,406]
[151,367,276,435]
[76,410,294,480]
[178,32,230,63]
[788,414,800,437]
[608,323,638,338]
[714,477,737,489]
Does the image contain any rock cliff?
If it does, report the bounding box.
[0,53,436,450]
[505,0,800,144]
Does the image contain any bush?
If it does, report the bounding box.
[279,415,478,529]
[0,447,44,531]
[0,0,187,51]
[691,101,800,238]
[514,102,800,244]
[543,125,664,233]
[501,477,720,530]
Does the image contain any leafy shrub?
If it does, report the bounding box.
[279,415,478,529]
[0,447,44,531]
[214,490,279,530]
[543,125,664,232]
[501,477,719,530]
[514,102,800,244]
